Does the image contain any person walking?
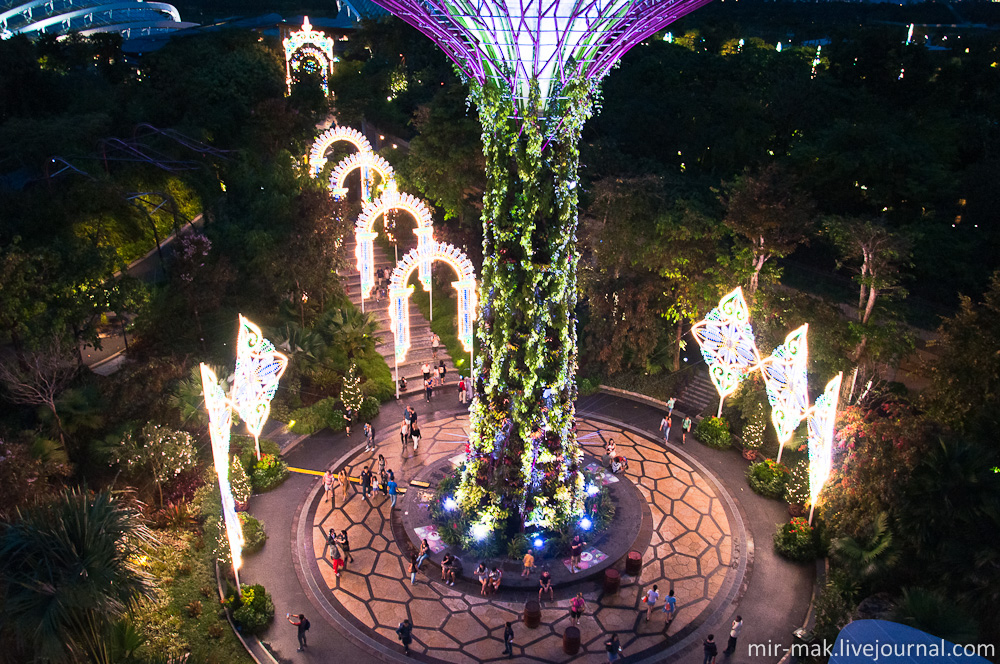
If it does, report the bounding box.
[287,613,310,651]
[331,546,345,577]
[570,535,586,573]
[458,376,466,403]
[438,360,446,386]
[339,467,349,501]
[360,466,372,501]
[399,418,409,451]
[424,378,433,402]
[503,621,514,658]
[662,588,677,621]
[325,527,339,558]
[377,454,386,486]
[643,584,660,622]
[667,396,676,418]
[364,422,375,452]
[416,539,431,568]
[682,416,692,444]
[422,362,431,383]
[337,529,353,564]
[344,405,354,436]
[569,592,587,626]
[605,633,623,662]
[388,473,398,508]
[411,423,421,452]
[659,413,671,443]
[703,634,718,664]
[431,333,440,360]
[396,618,413,655]
[323,469,335,504]
[724,616,743,655]
[408,553,418,584]
[538,570,554,602]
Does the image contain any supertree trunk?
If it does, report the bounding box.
[456,81,593,533]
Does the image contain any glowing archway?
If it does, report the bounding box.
[282,16,336,96]
[354,190,435,300]
[309,126,372,177]
[388,241,477,364]
[328,152,395,202]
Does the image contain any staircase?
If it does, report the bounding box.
[678,367,719,418]
[340,237,461,390]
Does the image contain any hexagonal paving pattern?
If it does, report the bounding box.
[308,415,737,662]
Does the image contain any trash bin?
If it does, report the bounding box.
[523,600,541,629]
[625,550,642,576]
[603,567,621,594]
[563,626,581,655]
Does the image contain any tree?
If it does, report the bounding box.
[720,163,814,296]
[0,487,155,663]
[115,424,197,505]
[341,363,363,415]
[827,216,912,361]
[829,512,898,586]
[0,336,78,447]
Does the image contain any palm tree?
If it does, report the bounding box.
[829,511,898,587]
[0,487,156,663]
[169,364,230,428]
[892,587,979,645]
[316,307,381,358]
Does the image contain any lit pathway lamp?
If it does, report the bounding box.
[371,0,712,534]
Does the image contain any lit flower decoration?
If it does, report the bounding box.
[761,324,810,456]
[691,288,762,400]
[232,315,289,460]
[807,372,842,519]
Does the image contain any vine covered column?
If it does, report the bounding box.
[456,80,594,535]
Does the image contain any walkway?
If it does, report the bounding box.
[241,392,814,663]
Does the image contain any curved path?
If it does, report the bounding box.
[243,392,814,663]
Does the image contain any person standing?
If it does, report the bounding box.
[360,466,372,501]
[667,396,676,418]
[364,422,375,452]
[387,474,398,508]
[458,376,467,403]
[323,469,335,504]
[325,527,339,558]
[643,584,660,622]
[344,405,354,436]
[521,550,535,577]
[682,416,692,444]
[570,535,586,573]
[703,634,718,664]
[724,616,743,654]
[438,360,446,386]
[399,419,409,450]
[662,588,677,621]
[659,413,671,444]
[339,468,349,501]
[503,621,514,658]
[408,553,418,584]
[396,618,413,655]
[411,423,421,452]
[287,613,309,651]
[337,529,353,564]
[605,633,623,662]
[377,454,387,487]
[331,546,345,577]
[569,592,587,626]
[422,362,431,383]
[431,333,440,360]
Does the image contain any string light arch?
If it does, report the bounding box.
[282,16,336,96]
[354,189,435,301]
[308,126,372,177]
[328,151,395,201]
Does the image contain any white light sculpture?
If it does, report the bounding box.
[328,151,395,201]
[761,324,810,463]
[309,126,372,177]
[807,372,842,524]
[354,189,435,301]
[691,287,762,416]
[283,16,336,96]
[232,315,289,461]
[200,363,245,587]
[388,241,477,364]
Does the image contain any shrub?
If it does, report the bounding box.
[747,458,790,499]
[207,622,225,638]
[229,584,274,635]
[288,406,325,435]
[696,416,731,450]
[785,461,810,506]
[577,377,601,397]
[186,600,203,618]
[507,533,529,560]
[251,454,288,492]
[774,517,817,561]
[359,396,380,422]
[240,512,267,555]
[741,403,766,452]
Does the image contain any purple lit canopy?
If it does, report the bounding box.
[371,0,713,113]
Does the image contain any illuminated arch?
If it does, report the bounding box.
[354,190,434,300]
[328,152,395,202]
[308,126,372,177]
[282,16,336,96]
[387,242,477,364]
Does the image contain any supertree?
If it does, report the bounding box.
[373,0,712,537]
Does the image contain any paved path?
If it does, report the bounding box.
[241,392,814,663]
